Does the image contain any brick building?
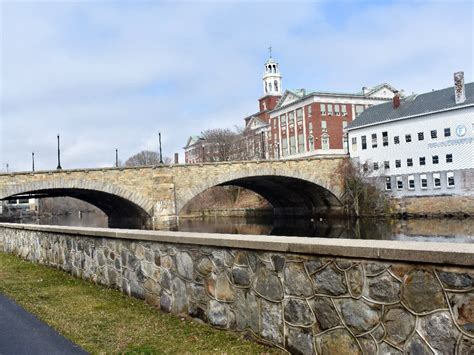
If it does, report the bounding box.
[184,52,400,163]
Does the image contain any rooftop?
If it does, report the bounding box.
[347,82,474,130]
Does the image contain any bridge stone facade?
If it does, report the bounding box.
[0,156,346,229]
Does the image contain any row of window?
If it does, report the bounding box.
[370,154,454,170]
[385,172,455,191]
[355,127,453,150]
[320,103,350,116]
[276,103,368,127]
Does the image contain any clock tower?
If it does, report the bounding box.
[259,47,282,113]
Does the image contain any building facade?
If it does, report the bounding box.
[265,85,398,160]
[346,73,474,198]
[242,55,400,161]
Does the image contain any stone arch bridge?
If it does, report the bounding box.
[0,156,347,229]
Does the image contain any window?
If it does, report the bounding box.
[395,159,401,168]
[308,105,312,116]
[342,121,348,129]
[296,108,303,123]
[280,114,287,125]
[418,132,424,141]
[396,176,403,190]
[327,104,333,116]
[420,174,428,189]
[447,171,455,187]
[433,173,441,188]
[320,104,326,115]
[373,162,379,170]
[351,137,357,151]
[298,133,305,152]
[407,158,413,167]
[274,80,279,92]
[343,134,348,150]
[322,134,330,150]
[405,134,412,143]
[355,105,364,116]
[288,111,295,126]
[385,177,392,191]
[419,157,426,166]
[372,133,377,148]
[361,136,367,150]
[431,130,437,139]
[341,105,347,116]
[334,105,340,116]
[321,120,327,130]
[446,154,453,163]
[308,136,314,151]
[382,132,388,146]
[408,175,415,190]
[282,139,288,156]
[394,136,400,144]
[444,128,451,137]
[432,155,439,164]
[290,135,296,154]
[308,122,313,134]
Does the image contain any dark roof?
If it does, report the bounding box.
[346,82,474,130]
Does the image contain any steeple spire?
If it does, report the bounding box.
[262,48,282,96]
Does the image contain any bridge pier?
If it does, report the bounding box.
[152,200,178,230]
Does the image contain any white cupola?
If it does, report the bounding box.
[262,47,282,96]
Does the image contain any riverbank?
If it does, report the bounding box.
[0,251,279,354]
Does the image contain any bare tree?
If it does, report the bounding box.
[336,159,389,217]
[201,128,240,162]
[125,150,172,166]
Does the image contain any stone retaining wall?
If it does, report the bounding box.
[393,195,474,217]
[1,224,473,354]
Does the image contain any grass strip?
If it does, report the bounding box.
[0,251,281,354]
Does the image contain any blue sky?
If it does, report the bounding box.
[1,0,473,171]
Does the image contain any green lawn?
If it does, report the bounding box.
[0,251,281,354]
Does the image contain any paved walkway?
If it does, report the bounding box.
[0,293,87,355]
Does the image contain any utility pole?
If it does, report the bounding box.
[32,152,35,172]
[56,134,62,170]
[159,131,163,164]
[115,148,119,167]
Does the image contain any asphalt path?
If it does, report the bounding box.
[0,293,87,355]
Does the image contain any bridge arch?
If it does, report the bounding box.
[0,179,155,229]
[176,168,343,217]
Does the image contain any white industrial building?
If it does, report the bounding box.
[346,72,473,198]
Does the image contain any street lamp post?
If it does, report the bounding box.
[159,132,163,164]
[56,134,62,170]
[115,148,119,168]
[32,152,35,172]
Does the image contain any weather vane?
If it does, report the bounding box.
[268,46,272,58]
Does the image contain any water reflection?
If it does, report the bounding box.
[178,217,474,243]
[11,213,474,243]
[19,212,108,228]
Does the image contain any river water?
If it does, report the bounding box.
[10,212,474,243]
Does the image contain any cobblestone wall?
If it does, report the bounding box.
[1,227,473,354]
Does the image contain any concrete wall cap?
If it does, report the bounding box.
[1,223,472,266]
